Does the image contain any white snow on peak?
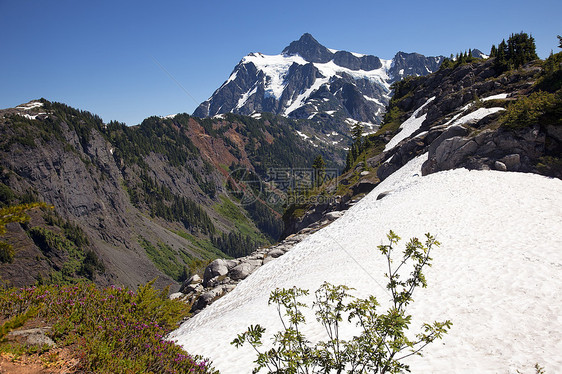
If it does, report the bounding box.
[350,51,365,58]
[170,155,562,374]
[284,76,329,116]
[161,114,178,119]
[239,52,393,115]
[384,97,435,151]
[222,71,238,87]
[236,86,258,110]
[250,112,262,119]
[242,53,307,99]
[363,95,384,106]
[327,48,339,53]
[16,101,44,110]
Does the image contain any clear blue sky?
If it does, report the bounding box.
[1,0,560,125]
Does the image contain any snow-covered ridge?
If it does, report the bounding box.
[171,155,562,373]
[240,52,392,105]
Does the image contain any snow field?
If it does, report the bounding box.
[171,154,562,373]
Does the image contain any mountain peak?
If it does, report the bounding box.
[282,33,333,63]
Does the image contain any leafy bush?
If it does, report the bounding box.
[501,91,561,129]
[233,231,452,373]
[0,281,216,373]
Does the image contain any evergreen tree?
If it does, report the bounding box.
[312,155,326,187]
[494,32,538,72]
[351,122,363,141]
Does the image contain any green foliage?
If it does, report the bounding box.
[244,200,284,241]
[211,231,264,258]
[138,236,202,282]
[501,91,562,129]
[0,306,40,341]
[0,183,15,206]
[28,225,102,282]
[43,210,90,247]
[233,231,452,373]
[129,171,216,235]
[494,32,539,73]
[0,203,49,263]
[106,115,199,169]
[440,50,480,70]
[0,281,216,373]
[536,52,562,92]
[214,195,271,247]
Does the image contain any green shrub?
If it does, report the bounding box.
[233,231,452,373]
[501,91,561,129]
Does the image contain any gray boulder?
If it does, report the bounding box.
[230,261,261,281]
[203,259,229,286]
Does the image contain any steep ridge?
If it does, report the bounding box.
[0,101,343,288]
[194,33,444,136]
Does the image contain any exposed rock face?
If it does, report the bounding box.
[422,126,546,175]
[388,51,444,82]
[282,33,333,63]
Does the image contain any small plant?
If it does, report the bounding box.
[233,231,452,373]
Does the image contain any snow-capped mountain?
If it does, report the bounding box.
[194,33,444,130]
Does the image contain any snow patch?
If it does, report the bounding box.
[236,86,258,109]
[16,101,44,110]
[384,97,435,151]
[446,107,505,128]
[482,93,509,101]
[296,130,309,139]
[363,95,384,106]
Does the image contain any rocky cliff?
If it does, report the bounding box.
[0,101,343,289]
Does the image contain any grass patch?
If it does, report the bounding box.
[173,230,228,259]
[213,196,267,242]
